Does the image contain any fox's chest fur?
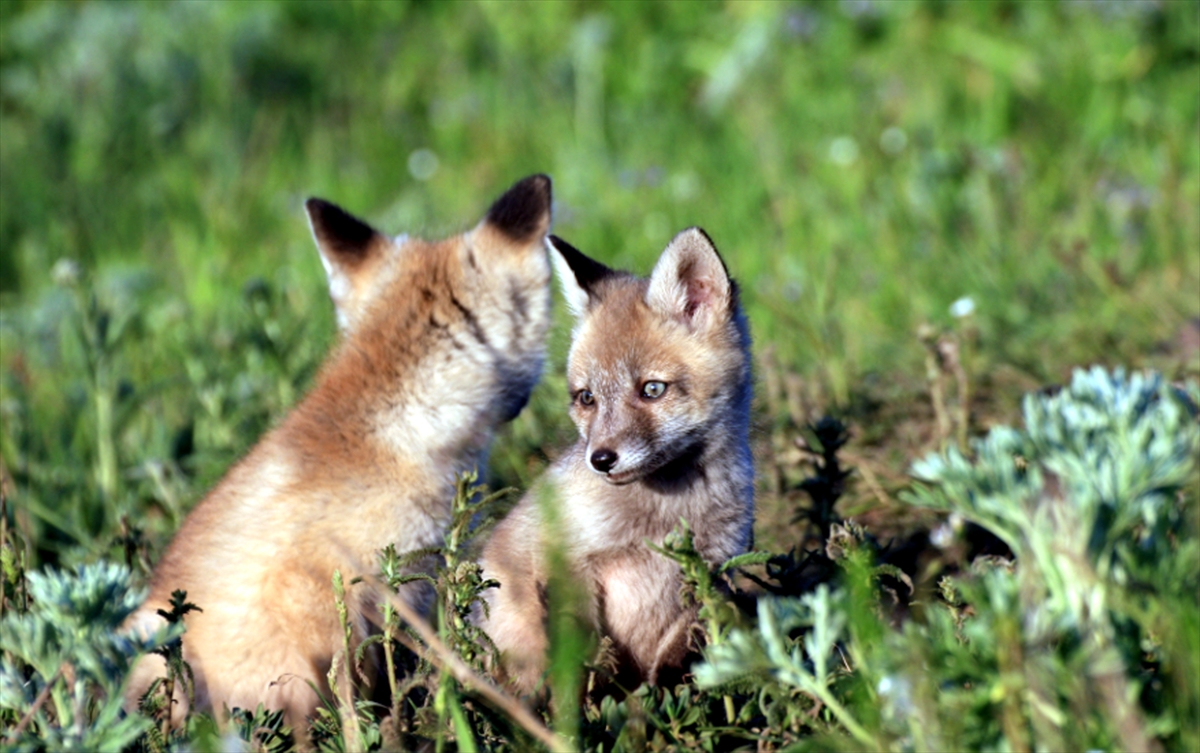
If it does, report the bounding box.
[566,439,753,675]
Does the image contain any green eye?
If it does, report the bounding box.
[641,381,667,399]
[578,389,595,406]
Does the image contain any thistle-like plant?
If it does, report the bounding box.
[137,588,200,747]
[227,703,292,753]
[649,521,771,727]
[793,417,852,543]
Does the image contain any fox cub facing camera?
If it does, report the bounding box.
[478,227,754,692]
[125,176,554,728]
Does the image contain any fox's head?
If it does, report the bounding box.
[303,175,553,425]
[552,229,751,485]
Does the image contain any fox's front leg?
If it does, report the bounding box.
[477,507,550,695]
[645,609,696,686]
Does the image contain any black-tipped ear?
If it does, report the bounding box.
[550,235,616,291]
[549,235,617,317]
[306,198,389,332]
[305,198,384,265]
[485,174,553,242]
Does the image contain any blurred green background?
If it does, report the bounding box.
[1,0,1197,565]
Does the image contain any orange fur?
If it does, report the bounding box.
[125,176,555,729]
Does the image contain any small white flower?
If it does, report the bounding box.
[950,296,976,318]
[930,523,955,549]
[828,136,859,167]
[51,258,81,288]
[407,148,439,181]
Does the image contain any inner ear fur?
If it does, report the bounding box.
[646,227,732,327]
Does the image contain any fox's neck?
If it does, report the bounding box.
[281,343,497,480]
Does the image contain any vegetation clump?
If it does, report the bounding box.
[9,367,1191,751]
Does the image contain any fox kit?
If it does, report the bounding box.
[478,228,754,692]
[125,175,554,727]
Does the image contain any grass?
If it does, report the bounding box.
[1,1,1198,751]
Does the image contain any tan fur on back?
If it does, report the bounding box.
[478,228,754,693]
[125,176,554,729]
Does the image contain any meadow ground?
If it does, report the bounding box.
[1,2,1197,751]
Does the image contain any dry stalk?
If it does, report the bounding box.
[918,324,951,446]
[839,450,896,509]
[938,335,971,451]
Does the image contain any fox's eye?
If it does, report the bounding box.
[641,381,668,399]
[578,389,595,406]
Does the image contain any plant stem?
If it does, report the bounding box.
[95,374,118,501]
[383,608,399,703]
[0,489,8,624]
[6,663,65,742]
[362,572,570,751]
[919,325,951,446]
[332,570,360,753]
[813,685,879,751]
[161,667,175,740]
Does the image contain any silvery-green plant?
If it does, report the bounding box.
[909,367,1197,620]
[695,585,877,749]
[0,561,179,752]
[692,368,1197,752]
[897,367,1199,752]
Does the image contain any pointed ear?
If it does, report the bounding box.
[549,235,617,317]
[305,198,389,330]
[646,227,732,330]
[483,174,553,244]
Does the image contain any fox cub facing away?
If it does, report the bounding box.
[125,175,554,727]
[478,227,754,692]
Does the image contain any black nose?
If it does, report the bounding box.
[590,449,618,473]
